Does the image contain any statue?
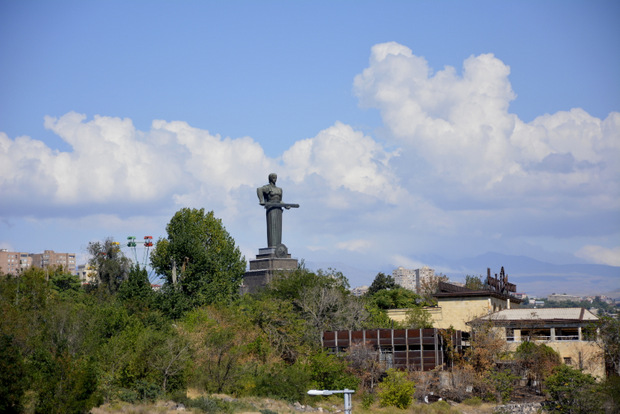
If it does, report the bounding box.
[257,173,299,251]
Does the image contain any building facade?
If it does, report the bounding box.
[392,266,435,293]
[0,250,32,275]
[470,308,604,378]
[0,249,76,275]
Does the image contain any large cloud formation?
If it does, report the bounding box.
[0,42,618,267]
[354,42,619,208]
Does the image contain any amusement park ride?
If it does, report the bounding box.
[125,236,154,268]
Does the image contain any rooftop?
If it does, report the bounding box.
[473,307,598,323]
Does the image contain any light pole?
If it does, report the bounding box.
[307,389,355,414]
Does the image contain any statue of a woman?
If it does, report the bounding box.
[257,173,299,248]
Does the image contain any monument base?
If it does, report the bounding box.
[241,247,298,294]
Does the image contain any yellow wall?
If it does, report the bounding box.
[506,338,605,379]
[388,295,516,332]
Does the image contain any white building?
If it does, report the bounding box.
[393,266,435,293]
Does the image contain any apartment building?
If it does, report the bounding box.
[392,266,435,293]
[0,249,76,275]
[0,250,32,275]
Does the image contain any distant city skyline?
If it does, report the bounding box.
[1,1,618,296]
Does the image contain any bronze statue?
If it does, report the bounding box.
[257,173,299,249]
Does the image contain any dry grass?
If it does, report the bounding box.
[90,392,504,414]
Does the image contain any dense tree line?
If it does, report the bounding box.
[1,208,618,413]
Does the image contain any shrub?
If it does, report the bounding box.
[360,391,375,409]
[377,368,416,409]
[486,368,519,403]
[462,396,483,406]
[544,364,602,413]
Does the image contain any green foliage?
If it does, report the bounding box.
[362,301,393,328]
[240,294,311,362]
[377,368,416,409]
[462,396,483,406]
[372,286,423,309]
[88,238,132,294]
[182,305,268,395]
[464,275,485,290]
[515,341,561,390]
[150,208,246,312]
[403,306,434,328]
[252,361,312,402]
[485,369,518,403]
[259,267,368,348]
[0,334,28,413]
[265,267,349,301]
[307,351,359,391]
[117,265,154,312]
[600,375,620,412]
[33,352,101,414]
[50,269,83,295]
[366,272,396,295]
[596,315,620,376]
[360,391,375,409]
[544,364,601,413]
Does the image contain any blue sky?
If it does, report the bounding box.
[1,1,619,294]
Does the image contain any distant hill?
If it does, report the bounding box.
[307,252,620,299]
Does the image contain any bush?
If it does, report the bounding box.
[462,396,483,406]
[544,364,602,413]
[360,391,375,409]
[377,368,416,409]
[486,369,519,403]
[252,361,312,402]
[307,351,359,391]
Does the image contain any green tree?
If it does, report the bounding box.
[88,238,132,294]
[261,268,369,345]
[366,272,395,295]
[371,287,423,309]
[151,208,246,310]
[0,334,27,413]
[118,265,154,312]
[403,306,433,328]
[515,341,561,391]
[464,275,485,290]
[596,315,620,376]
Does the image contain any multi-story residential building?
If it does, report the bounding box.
[392,266,435,293]
[0,249,76,275]
[0,250,32,275]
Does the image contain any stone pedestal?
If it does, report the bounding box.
[241,247,298,294]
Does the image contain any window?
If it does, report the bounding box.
[564,357,572,365]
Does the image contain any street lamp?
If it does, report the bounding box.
[307,389,355,414]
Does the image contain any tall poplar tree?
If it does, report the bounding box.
[151,208,246,308]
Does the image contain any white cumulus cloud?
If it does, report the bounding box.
[353,42,620,211]
[282,121,404,205]
[576,245,620,266]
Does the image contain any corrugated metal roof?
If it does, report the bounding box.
[477,307,598,322]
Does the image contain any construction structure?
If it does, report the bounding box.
[322,328,464,371]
